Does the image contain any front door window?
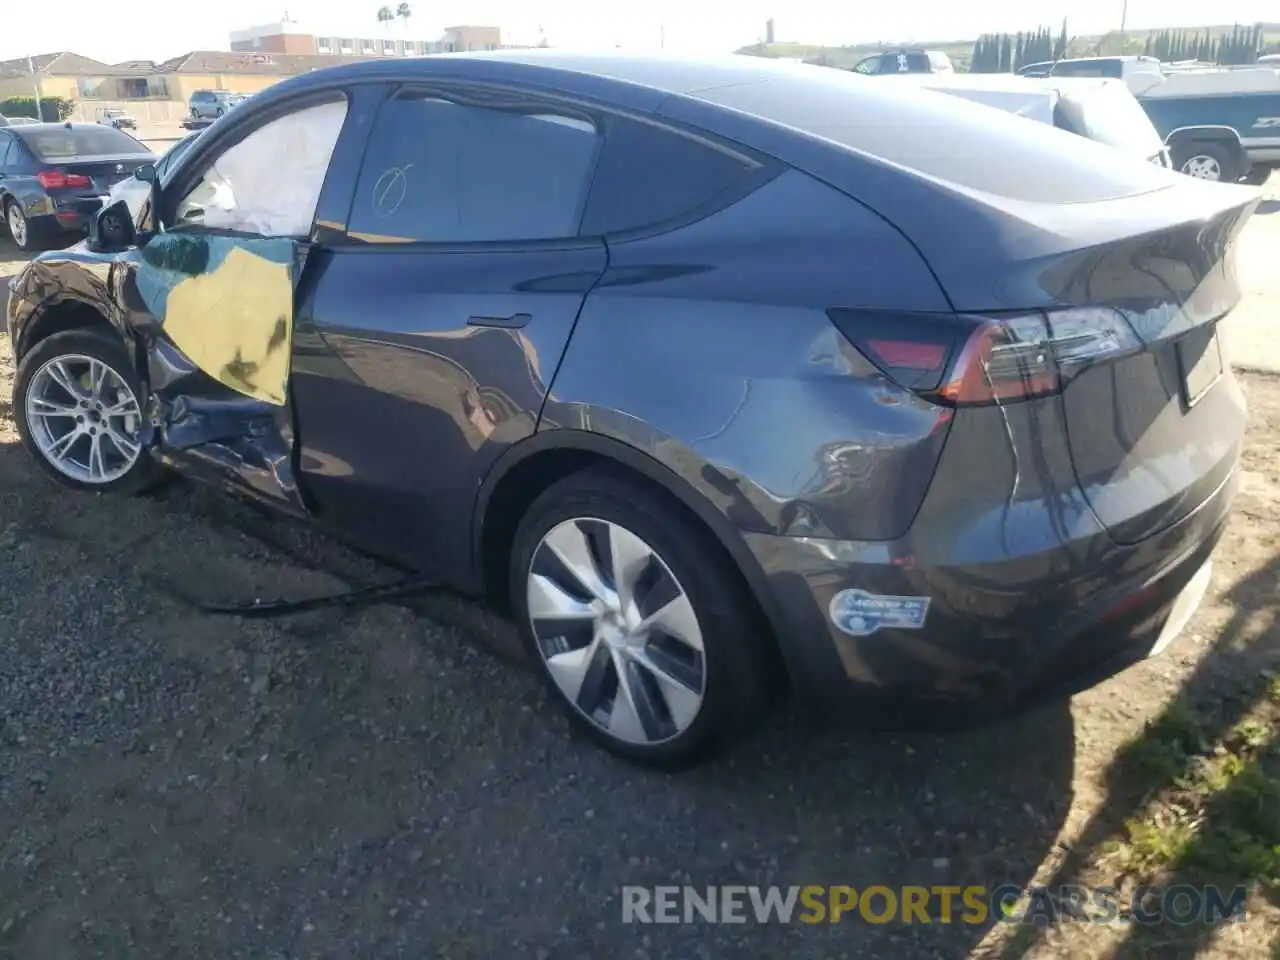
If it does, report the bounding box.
[137,96,349,406]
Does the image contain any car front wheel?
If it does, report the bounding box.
[14,328,162,494]
[510,466,778,768]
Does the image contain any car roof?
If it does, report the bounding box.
[262,50,874,100]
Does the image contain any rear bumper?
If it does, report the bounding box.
[745,457,1238,728]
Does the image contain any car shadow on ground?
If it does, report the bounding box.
[0,434,1077,958]
[992,550,1280,960]
[1257,199,1280,216]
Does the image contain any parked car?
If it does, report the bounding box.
[851,48,955,75]
[1017,60,1055,78]
[1018,55,1280,181]
[1028,55,1168,93]
[96,107,137,130]
[4,53,1261,766]
[188,89,242,119]
[107,130,202,222]
[884,72,1174,164]
[0,115,40,126]
[0,122,155,250]
[890,71,1257,183]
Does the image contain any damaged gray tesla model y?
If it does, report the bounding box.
[5,52,1262,767]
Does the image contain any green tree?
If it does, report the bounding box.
[396,2,412,33]
[376,5,394,31]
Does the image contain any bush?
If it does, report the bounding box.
[1,96,75,121]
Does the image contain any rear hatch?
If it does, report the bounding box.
[1047,198,1254,543]
[681,71,1260,543]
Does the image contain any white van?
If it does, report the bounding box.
[882,72,1173,165]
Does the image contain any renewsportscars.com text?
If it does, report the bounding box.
[621,884,1247,926]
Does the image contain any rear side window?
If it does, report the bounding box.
[16,126,151,161]
[580,117,761,236]
[0,135,12,167]
[347,90,601,244]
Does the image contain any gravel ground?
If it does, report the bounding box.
[0,174,1277,959]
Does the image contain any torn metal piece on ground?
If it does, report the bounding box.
[160,574,450,618]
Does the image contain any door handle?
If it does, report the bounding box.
[467,312,531,329]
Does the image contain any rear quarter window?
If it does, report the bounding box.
[580,117,764,235]
[691,71,1171,203]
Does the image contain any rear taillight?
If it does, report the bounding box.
[828,307,1142,406]
[36,170,92,189]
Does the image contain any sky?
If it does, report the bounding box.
[1,0,1276,65]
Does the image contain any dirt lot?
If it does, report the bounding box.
[0,178,1278,959]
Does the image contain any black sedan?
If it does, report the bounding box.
[4,53,1261,767]
[0,122,155,250]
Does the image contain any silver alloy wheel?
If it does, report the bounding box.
[527,517,707,745]
[1181,154,1222,180]
[24,353,143,484]
[7,203,27,248]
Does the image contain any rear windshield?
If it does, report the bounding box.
[1054,86,1164,155]
[690,70,1169,203]
[17,126,151,161]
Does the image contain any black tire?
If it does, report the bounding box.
[190,107,199,119]
[13,328,163,495]
[4,198,43,252]
[509,466,779,768]
[215,108,224,118]
[1171,140,1239,183]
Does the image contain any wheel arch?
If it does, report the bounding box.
[1164,124,1244,149]
[473,429,795,688]
[16,297,122,366]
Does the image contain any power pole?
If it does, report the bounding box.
[1119,0,1129,38]
[27,54,44,121]
[660,24,665,50]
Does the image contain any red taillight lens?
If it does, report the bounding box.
[829,307,1143,407]
[36,170,92,189]
[939,313,1057,404]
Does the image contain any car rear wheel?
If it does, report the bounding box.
[509,467,778,767]
[5,200,38,251]
[14,329,163,494]
[1173,142,1236,182]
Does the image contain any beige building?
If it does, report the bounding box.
[230,21,502,58]
[0,25,508,123]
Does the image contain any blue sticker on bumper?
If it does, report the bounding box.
[829,589,930,637]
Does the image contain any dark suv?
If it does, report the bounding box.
[5,53,1257,767]
[852,48,955,75]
